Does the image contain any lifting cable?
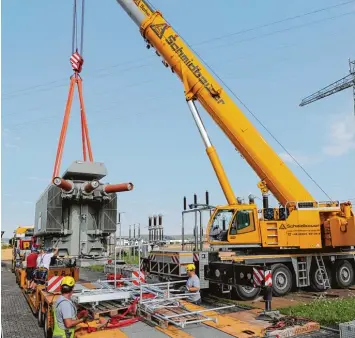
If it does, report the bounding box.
[52,0,93,180]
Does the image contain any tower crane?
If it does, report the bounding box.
[300,59,355,115]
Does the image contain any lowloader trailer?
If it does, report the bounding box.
[15,253,322,338]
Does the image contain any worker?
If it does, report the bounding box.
[53,276,88,338]
[28,247,59,292]
[27,248,43,293]
[185,264,201,305]
[25,248,38,290]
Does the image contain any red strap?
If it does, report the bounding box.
[52,74,94,180]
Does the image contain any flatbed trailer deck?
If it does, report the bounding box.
[3,262,339,337]
[10,264,323,338]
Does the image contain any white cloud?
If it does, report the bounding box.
[322,116,355,156]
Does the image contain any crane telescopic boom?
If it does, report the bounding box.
[116,0,314,206]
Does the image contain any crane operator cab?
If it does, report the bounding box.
[207,206,261,246]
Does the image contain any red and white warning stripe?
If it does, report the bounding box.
[132,271,146,286]
[70,52,84,72]
[253,268,264,287]
[264,270,272,287]
[46,276,64,293]
[193,253,199,262]
[171,255,179,264]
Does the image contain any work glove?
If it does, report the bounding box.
[179,286,188,292]
[77,309,89,320]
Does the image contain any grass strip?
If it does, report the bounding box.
[280,296,355,326]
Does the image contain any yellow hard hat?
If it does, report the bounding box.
[186,264,196,271]
[61,276,75,287]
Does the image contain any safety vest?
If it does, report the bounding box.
[52,299,76,338]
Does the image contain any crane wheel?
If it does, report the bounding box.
[310,262,332,292]
[38,302,44,327]
[232,285,261,301]
[44,312,53,338]
[271,264,293,297]
[333,260,354,289]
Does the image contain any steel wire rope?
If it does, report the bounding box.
[3,0,354,99]
[157,4,334,201]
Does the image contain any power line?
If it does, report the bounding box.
[3,25,345,118]
[204,10,355,52]
[194,0,355,46]
[3,1,354,99]
[3,9,352,127]
[3,25,351,132]
[3,9,352,106]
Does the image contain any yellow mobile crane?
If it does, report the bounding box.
[116,0,355,299]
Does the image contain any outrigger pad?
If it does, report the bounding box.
[256,310,281,321]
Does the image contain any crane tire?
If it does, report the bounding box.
[271,264,293,297]
[310,262,332,292]
[44,312,53,338]
[232,285,261,301]
[334,260,354,289]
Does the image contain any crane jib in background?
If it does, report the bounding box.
[300,59,355,116]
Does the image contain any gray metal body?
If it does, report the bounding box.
[34,161,117,258]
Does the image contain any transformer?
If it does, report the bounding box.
[34,161,133,258]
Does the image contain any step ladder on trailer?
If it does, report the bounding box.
[315,256,331,289]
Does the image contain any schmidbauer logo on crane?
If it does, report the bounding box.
[150,24,225,105]
[165,34,225,104]
[279,224,319,230]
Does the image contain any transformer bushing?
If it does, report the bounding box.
[34,161,133,258]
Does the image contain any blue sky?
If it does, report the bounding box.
[2,0,355,237]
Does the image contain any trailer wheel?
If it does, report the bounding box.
[232,285,261,301]
[334,260,354,289]
[44,312,52,338]
[310,263,332,292]
[38,302,44,327]
[271,264,292,297]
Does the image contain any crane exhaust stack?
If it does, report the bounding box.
[35,161,133,264]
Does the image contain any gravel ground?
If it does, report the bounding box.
[1,262,45,338]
